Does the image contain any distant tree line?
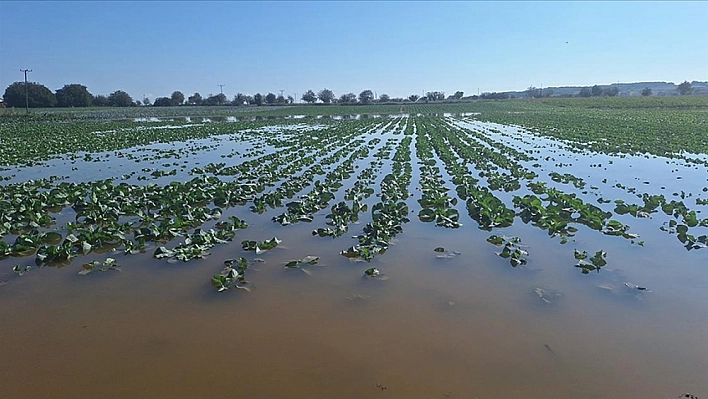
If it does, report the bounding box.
[2,82,138,108]
[3,80,698,109]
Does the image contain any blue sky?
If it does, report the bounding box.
[1,1,706,101]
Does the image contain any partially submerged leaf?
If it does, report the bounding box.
[534,287,564,304]
[364,267,380,277]
[12,265,31,276]
[211,257,249,292]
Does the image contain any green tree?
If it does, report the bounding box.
[359,89,374,104]
[578,87,592,97]
[92,95,110,106]
[276,94,286,104]
[265,92,277,104]
[525,86,540,99]
[232,93,246,106]
[339,93,356,103]
[55,84,92,107]
[142,97,151,106]
[425,91,445,101]
[378,93,390,102]
[302,90,317,103]
[108,90,133,107]
[591,85,603,97]
[171,91,185,106]
[641,87,652,96]
[408,94,419,102]
[187,92,202,105]
[3,81,57,108]
[454,91,464,100]
[204,93,227,105]
[603,87,619,97]
[677,81,692,95]
[287,95,294,104]
[253,93,264,105]
[317,88,334,103]
[153,97,172,106]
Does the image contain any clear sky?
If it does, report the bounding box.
[1,1,706,101]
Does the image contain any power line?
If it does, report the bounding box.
[20,69,32,114]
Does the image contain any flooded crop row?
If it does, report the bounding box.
[1,101,706,398]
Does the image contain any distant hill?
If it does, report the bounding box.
[504,81,708,98]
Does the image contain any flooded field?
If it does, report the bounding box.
[0,100,706,399]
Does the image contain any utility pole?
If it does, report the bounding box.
[217,85,225,105]
[20,69,32,114]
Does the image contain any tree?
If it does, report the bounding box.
[302,90,317,104]
[677,81,692,95]
[578,87,592,97]
[317,88,335,104]
[153,97,172,107]
[425,91,445,101]
[55,84,92,107]
[92,95,110,107]
[232,93,246,106]
[590,85,603,97]
[339,93,356,103]
[453,91,464,100]
[171,91,185,106]
[108,90,133,107]
[287,95,294,104]
[3,81,57,108]
[276,94,286,104]
[408,94,419,102]
[253,93,264,106]
[142,97,151,106]
[603,87,619,97]
[378,93,390,102]
[187,92,202,105]
[265,93,277,104]
[641,87,652,96]
[479,92,509,100]
[359,89,374,104]
[204,93,227,105]
[525,86,541,99]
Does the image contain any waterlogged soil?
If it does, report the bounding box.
[0,115,706,399]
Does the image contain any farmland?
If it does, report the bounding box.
[1,97,706,399]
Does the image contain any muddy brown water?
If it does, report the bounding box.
[1,119,707,399]
[1,216,706,399]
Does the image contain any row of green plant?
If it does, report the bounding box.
[340,131,413,261]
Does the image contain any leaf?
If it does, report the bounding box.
[486,235,504,246]
[301,255,319,264]
[81,241,92,255]
[364,267,380,277]
[590,250,607,267]
[12,265,31,276]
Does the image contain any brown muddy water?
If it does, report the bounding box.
[1,119,707,399]
[2,217,706,399]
